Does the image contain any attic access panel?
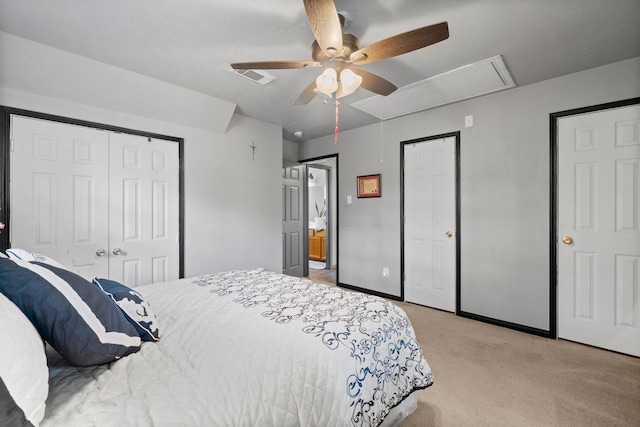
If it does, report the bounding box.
[351,55,515,120]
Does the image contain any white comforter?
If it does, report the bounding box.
[42,270,433,427]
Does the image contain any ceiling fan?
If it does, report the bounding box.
[230,0,449,105]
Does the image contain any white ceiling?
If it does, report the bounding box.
[0,0,639,141]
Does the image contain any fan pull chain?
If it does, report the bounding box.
[334,100,340,145]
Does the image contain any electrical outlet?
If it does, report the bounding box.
[382,267,389,277]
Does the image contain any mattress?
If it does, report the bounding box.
[41,269,433,426]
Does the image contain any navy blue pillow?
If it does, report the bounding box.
[0,258,141,366]
[93,278,160,342]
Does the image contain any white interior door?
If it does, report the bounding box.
[10,115,180,287]
[404,136,457,311]
[108,133,180,287]
[10,116,110,278]
[558,104,640,357]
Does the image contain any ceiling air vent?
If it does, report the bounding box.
[352,55,515,120]
[230,68,276,85]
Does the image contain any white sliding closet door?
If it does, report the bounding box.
[10,115,179,287]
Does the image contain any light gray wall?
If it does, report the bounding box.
[0,34,284,277]
[300,57,640,331]
[0,32,236,134]
[282,139,299,165]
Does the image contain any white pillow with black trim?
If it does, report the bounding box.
[5,248,69,271]
[0,257,141,367]
[0,292,47,427]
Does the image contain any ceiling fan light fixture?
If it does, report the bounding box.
[316,68,338,95]
[339,69,362,95]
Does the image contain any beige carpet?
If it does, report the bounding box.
[396,302,640,427]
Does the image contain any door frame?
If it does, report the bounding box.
[550,96,640,339]
[299,153,339,283]
[0,106,185,278]
[400,131,461,308]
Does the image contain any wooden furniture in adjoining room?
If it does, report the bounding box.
[308,229,326,261]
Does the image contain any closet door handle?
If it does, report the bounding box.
[96,249,106,257]
[112,248,122,255]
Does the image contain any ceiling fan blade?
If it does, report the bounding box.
[231,60,320,70]
[303,0,343,57]
[295,80,318,105]
[356,69,398,96]
[350,21,449,65]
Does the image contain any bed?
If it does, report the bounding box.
[0,252,433,427]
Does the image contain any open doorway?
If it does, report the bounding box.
[308,166,327,269]
[304,156,337,285]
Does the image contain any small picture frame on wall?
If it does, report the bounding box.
[357,174,381,198]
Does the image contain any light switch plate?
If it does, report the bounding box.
[347,195,352,204]
[465,115,473,127]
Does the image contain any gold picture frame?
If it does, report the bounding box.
[357,174,381,198]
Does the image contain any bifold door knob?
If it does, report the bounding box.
[112,248,122,255]
[562,236,573,244]
[96,249,106,257]
[445,231,454,238]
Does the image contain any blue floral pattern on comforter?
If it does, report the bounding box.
[192,269,433,427]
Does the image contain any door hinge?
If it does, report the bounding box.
[10,138,15,152]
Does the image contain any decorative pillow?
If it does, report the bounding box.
[0,258,141,366]
[0,292,47,426]
[93,278,160,342]
[5,248,69,271]
[0,377,34,427]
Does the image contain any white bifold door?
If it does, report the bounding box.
[10,115,180,287]
[557,104,640,357]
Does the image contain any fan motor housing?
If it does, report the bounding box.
[312,33,360,63]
